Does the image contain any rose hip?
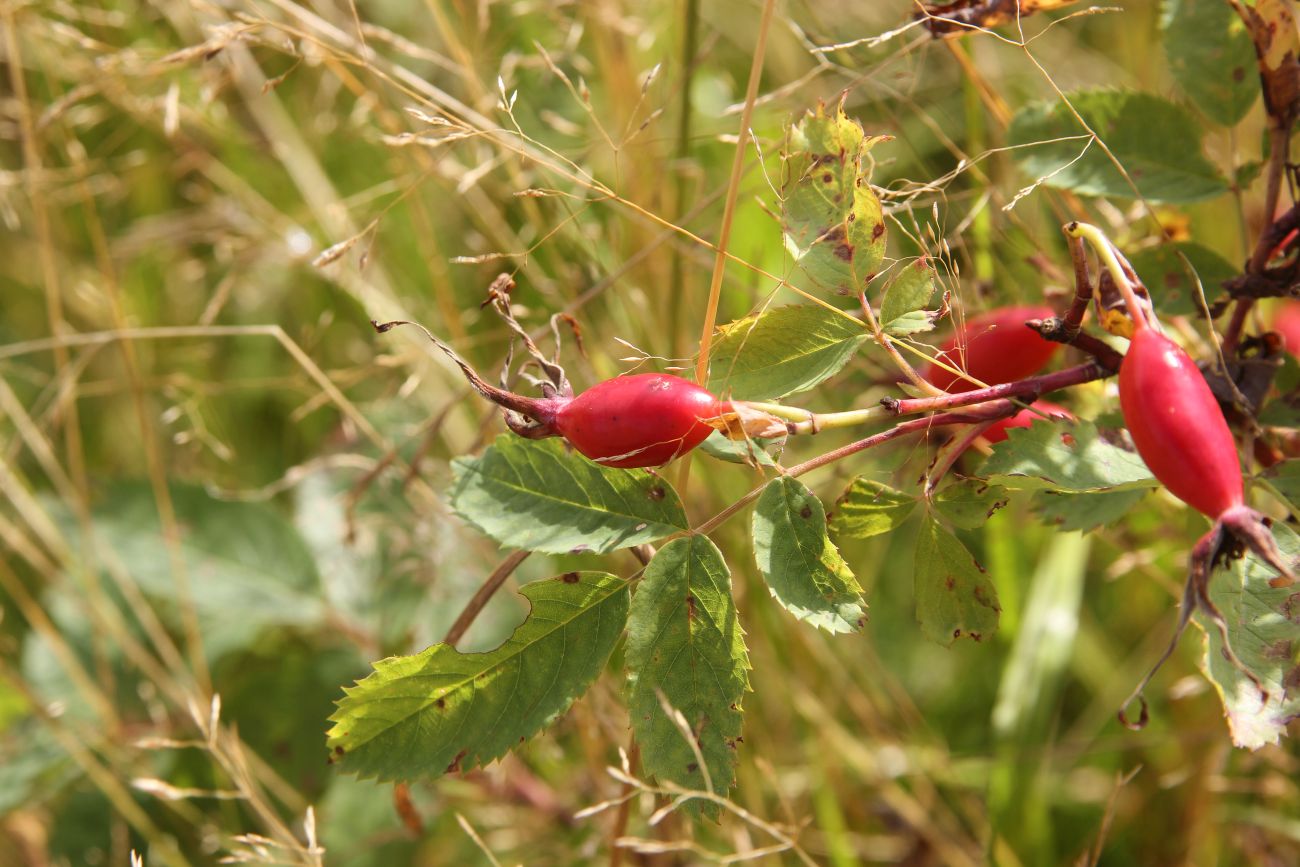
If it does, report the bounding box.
[1118,328,1242,519]
[926,305,1060,392]
[554,373,722,468]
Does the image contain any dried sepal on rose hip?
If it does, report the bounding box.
[371,314,729,469]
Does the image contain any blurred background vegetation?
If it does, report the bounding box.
[2,0,1298,864]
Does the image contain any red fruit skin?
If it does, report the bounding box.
[1274,301,1300,357]
[553,373,720,468]
[981,400,1073,444]
[926,305,1060,393]
[1118,328,1243,519]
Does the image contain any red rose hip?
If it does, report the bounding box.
[926,305,1060,392]
[1119,327,1242,519]
[554,373,722,468]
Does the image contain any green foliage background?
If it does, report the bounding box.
[2,1,1298,865]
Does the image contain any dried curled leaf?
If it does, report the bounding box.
[1235,0,1300,128]
[708,402,791,440]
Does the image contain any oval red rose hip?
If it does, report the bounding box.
[554,373,723,468]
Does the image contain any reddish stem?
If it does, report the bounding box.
[883,362,1109,417]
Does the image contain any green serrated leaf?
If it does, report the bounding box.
[1128,241,1237,316]
[782,101,888,294]
[1162,0,1259,126]
[626,536,749,820]
[752,477,867,633]
[1197,523,1300,749]
[708,304,867,400]
[1007,90,1229,203]
[696,431,781,467]
[881,259,937,336]
[327,571,629,782]
[934,479,1010,530]
[828,477,916,539]
[451,436,688,554]
[914,518,1001,645]
[981,419,1157,492]
[1032,487,1149,531]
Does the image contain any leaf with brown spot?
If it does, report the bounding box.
[914,518,1000,646]
[1234,0,1300,129]
[782,98,888,296]
[981,418,1156,493]
[753,477,866,633]
[1197,522,1300,750]
[829,477,917,539]
[1163,0,1259,127]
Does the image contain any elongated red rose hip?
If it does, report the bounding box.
[926,305,1060,392]
[554,373,722,468]
[1118,328,1242,519]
